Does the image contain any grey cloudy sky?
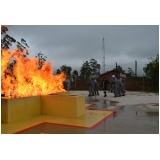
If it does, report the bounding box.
[7,25,159,76]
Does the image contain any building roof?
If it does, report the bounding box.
[100,69,130,78]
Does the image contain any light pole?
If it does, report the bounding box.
[143,74,144,92]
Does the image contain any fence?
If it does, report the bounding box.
[70,77,159,92]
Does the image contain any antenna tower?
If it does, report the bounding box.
[102,38,106,73]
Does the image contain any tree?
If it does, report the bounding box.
[60,65,72,76]
[56,69,61,74]
[72,70,79,86]
[127,67,135,76]
[89,58,101,76]
[80,59,101,81]
[143,54,159,84]
[72,70,78,78]
[1,25,29,55]
[1,25,30,74]
[80,61,91,81]
[1,25,47,71]
[113,65,125,73]
[35,51,47,70]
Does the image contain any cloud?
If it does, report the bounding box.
[7,25,159,76]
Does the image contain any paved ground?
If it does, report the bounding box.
[75,90,159,134]
[18,90,159,134]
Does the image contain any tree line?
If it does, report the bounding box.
[56,59,101,82]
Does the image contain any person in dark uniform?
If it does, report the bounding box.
[88,78,94,96]
[101,77,110,97]
[93,79,99,96]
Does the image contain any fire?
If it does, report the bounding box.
[1,49,66,98]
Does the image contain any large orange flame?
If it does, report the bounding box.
[1,49,66,98]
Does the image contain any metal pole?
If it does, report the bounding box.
[116,62,117,78]
[143,75,144,92]
[135,60,137,77]
[102,38,105,73]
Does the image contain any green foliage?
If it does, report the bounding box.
[1,25,29,54]
[35,52,47,69]
[60,65,72,76]
[1,25,16,49]
[1,25,30,73]
[143,54,159,84]
[90,59,101,75]
[80,61,91,80]
[56,69,61,74]
[1,25,48,71]
[80,59,101,81]
[72,70,79,82]
[72,70,78,77]
[127,67,135,76]
[113,65,125,73]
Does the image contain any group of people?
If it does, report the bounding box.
[88,75,126,98]
[88,78,99,96]
[64,75,126,98]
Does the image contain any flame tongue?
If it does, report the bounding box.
[1,49,66,98]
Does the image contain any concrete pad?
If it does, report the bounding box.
[2,91,158,134]
[71,91,159,107]
[1,109,115,134]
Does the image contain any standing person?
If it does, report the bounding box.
[88,78,94,96]
[101,77,110,97]
[121,77,126,93]
[120,77,125,96]
[117,78,124,97]
[65,76,71,91]
[109,75,116,92]
[111,75,119,97]
[93,79,99,96]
